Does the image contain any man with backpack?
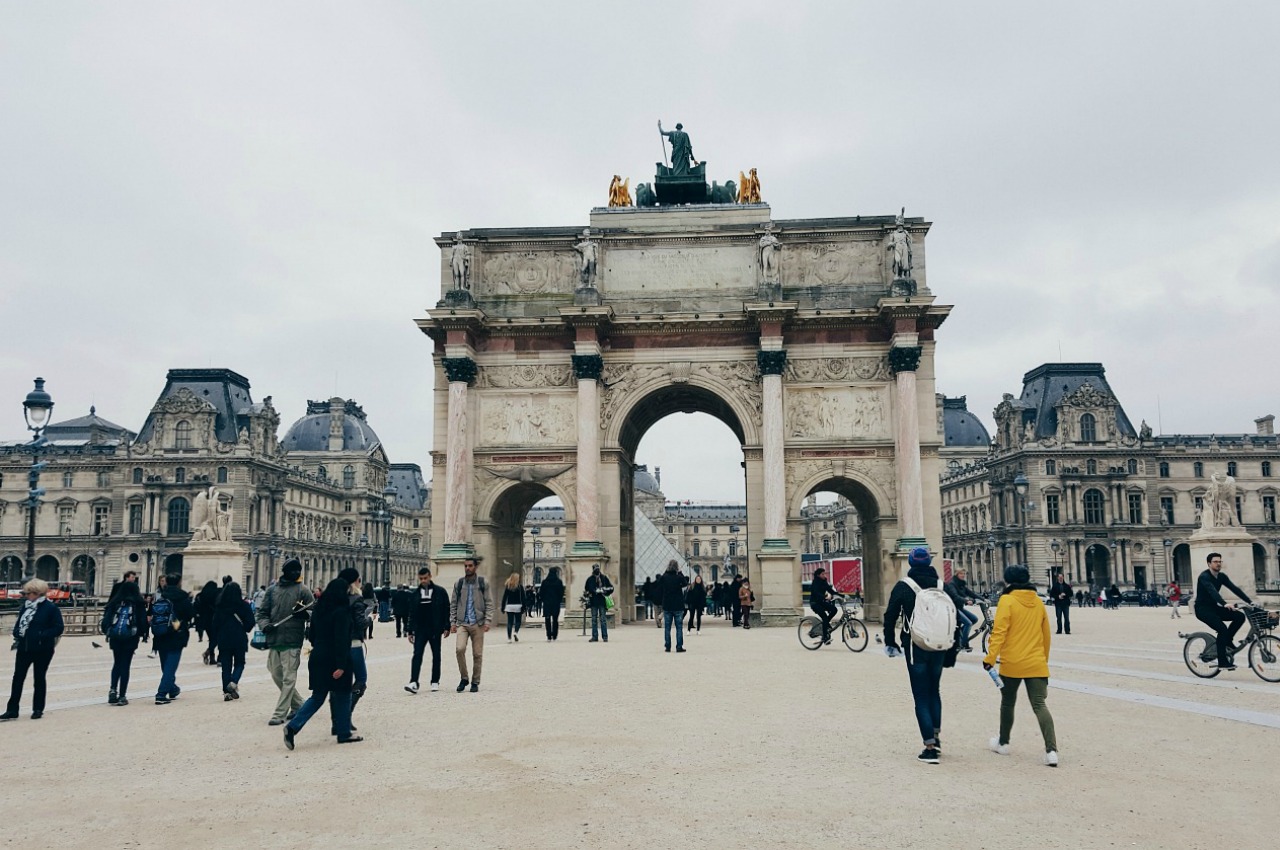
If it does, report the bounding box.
[151,573,195,706]
[883,547,958,765]
[256,559,315,726]
[449,557,491,692]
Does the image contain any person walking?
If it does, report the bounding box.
[882,548,957,764]
[1167,580,1182,619]
[686,574,707,633]
[391,584,412,638]
[641,577,655,620]
[375,582,392,625]
[450,557,491,692]
[256,558,314,726]
[195,580,220,665]
[283,576,361,748]
[540,567,565,641]
[658,561,688,652]
[584,565,614,643]
[2,579,65,721]
[405,566,450,693]
[647,576,664,628]
[1049,571,1072,635]
[360,580,376,639]
[213,581,254,701]
[984,565,1059,767]
[343,570,372,724]
[502,572,525,643]
[152,573,195,705]
[101,578,148,706]
[730,575,745,627]
[738,578,754,629]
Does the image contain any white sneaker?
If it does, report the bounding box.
[989,737,1009,755]
[429,682,439,692]
[1044,750,1059,767]
[405,682,419,694]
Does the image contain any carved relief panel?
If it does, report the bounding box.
[478,394,576,447]
[780,241,884,287]
[785,387,889,441]
[479,251,577,296]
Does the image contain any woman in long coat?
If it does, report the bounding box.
[212,581,254,700]
[283,577,360,748]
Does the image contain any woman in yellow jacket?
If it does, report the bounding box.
[983,565,1059,767]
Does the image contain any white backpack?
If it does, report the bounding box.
[903,577,957,652]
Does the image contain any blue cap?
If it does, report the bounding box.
[907,547,932,567]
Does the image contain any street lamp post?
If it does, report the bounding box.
[357,532,369,580]
[381,483,397,586]
[1163,537,1173,587]
[1050,538,1061,581]
[21,377,54,582]
[1013,471,1030,572]
[530,526,541,584]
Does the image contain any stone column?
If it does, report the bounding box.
[570,354,605,555]
[889,345,926,549]
[757,350,788,547]
[438,357,476,559]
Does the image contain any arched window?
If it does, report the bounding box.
[728,540,738,556]
[1079,413,1097,442]
[1082,489,1105,525]
[132,467,143,484]
[174,420,192,449]
[1194,462,1204,478]
[217,466,228,484]
[63,470,74,488]
[1045,459,1056,475]
[1127,459,1138,475]
[317,466,327,481]
[1159,461,1170,478]
[822,537,831,554]
[343,466,355,489]
[1227,461,1237,477]
[167,497,191,534]
[551,541,562,558]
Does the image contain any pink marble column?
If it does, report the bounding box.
[576,375,600,543]
[441,357,476,553]
[890,346,925,545]
[757,349,789,547]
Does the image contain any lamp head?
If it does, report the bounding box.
[23,377,53,431]
[1013,472,1029,496]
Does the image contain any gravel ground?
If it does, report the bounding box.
[0,606,1273,849]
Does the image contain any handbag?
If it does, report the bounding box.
[605,595,615,611]
[250,628,268,651]
[504,603,523,614]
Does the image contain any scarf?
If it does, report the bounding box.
[1002,581,1037,596]
[15,597,40,638]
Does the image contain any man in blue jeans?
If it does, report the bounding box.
[584,565,613,643]
[882,548,955,764]
[657,560,689,653]
[151,573,195,705]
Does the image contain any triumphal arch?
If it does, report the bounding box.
[419,142,949,623]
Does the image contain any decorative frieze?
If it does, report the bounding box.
[477,364,573,389]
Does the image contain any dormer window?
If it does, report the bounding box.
[1079,413,1097,442]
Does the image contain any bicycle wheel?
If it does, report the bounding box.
[1183,633,1221,679]
[842,618,869,652]
[980,628,990,656]
[1248,635,1280,683]
[797,617,823,650]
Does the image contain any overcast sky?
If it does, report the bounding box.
[3,3,1277,504]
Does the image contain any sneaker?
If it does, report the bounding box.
[155,697,171,705]
[227,682,239,699]
[917,747,940,764]
[430,682,439,692]
[169,687,181,700]
[676,647,686,653]
[108,690,118,705]
[514,633,519,642]
[117,697,128,707]
[283,726,296,750]
[989,737,1009,755]
[337,735,364,744]
[0,712,18,721]
[268,718,286,726]
[224,692,235,702]
[470,683,479,693]
[457,679,469,692]
[405,682,419,694]
[30,711,42,720]
[1044,750,1059,767]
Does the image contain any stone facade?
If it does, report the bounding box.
[0,369,430,594]
[420,203,949,622]
[940,363,1279,594]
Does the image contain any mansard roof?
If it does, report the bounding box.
[1017,363,1137,440]
[136,368,254,445]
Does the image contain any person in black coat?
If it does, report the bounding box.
[152,574,195,705]
[1049,572,1073,635]
[658,561,688,652]
[809,567,839,644]
[730,576,745,626]
[540,568,565,641]
[404,567,450,692]
[391,584,413,638]
[1194,552,1252,670]
[212,582,255,700]
[101,580,148,706]
[2,579,65,721]
[686,574,708,633]
[195,581,220,663]
[284,577,360,748]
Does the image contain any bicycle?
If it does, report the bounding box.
[1181,605,1280,682]
[798,595,868,652]
[959,599,995,655]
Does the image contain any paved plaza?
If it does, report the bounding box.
[0,606,1273,849]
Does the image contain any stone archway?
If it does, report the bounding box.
[0,555,22,582]
[1085,544,1111,588]
[71,555,98,596]
[1172,543,1192,586]
[477,480,566,623]
[423,199,948,623]
[35,555,59,582]
[163,552,184,578]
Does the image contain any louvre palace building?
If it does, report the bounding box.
[0,369,431,594]
[940,363,1279,595]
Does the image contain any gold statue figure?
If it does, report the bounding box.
[608,175,632,207]
[737,168,761,204]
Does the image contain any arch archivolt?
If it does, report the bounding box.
[785,458,896,520]
[475,472,576,526]
[601,367,761,449]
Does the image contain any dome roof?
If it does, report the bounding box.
[634,464,662,495]
[281,398,381,453]
[942,397,991,447]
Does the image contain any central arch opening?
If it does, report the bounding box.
[795,478,884,613]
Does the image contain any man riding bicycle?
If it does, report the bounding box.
[945,568,979,651]
[1194,552,1252,671]
[809,567,839,645]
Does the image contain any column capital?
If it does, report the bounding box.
[888,345,922,375]
[442,357,477,385]
[757,349,788,377]
[572,354,604,381]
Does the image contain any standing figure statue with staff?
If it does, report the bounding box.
[658,120,698,175]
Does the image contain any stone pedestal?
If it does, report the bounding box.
[562,553,613,628]
[1188,526,1258,585]
[755,548,800,625]
[182,541,246,592]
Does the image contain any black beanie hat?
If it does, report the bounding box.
[281,559,302,580]
[338,567,361,584]
[1004,564,1030,585]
